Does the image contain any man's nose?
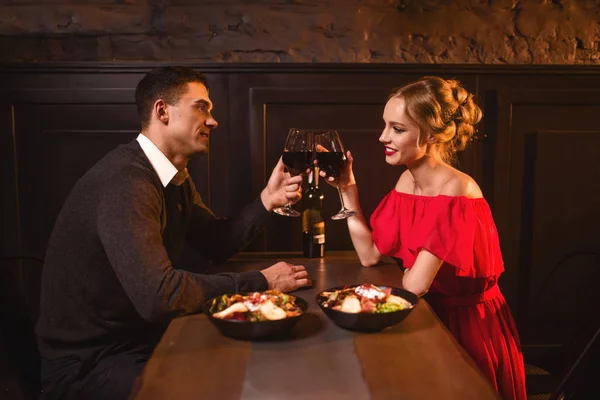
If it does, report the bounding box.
[206,115,218,129]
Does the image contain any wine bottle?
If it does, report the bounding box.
[302,166,325,258]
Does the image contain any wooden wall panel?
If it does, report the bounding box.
[11,90,139,257]
[525,130,600,325]
[0,101,18,259]
[492,90,600,336]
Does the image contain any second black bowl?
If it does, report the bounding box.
[204,293,308,340]
[316,285,418,332]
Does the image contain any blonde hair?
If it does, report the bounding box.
[389,76,482,163]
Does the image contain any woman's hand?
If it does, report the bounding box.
[318,148,356,190]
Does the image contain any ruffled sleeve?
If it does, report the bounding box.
[370,191,504,278]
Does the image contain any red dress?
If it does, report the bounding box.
[370,191,527,400]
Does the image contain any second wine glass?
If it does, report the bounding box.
[274,128,313,217]
[315,130,357,220]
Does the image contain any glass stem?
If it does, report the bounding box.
[337,187,347,211]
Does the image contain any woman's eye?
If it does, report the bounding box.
[393,127,405,133]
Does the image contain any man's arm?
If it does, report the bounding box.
[97,169,268,322]
[186,157,303,263]
[186,186,271,264]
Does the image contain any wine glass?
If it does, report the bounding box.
[315,130,357,220]
[274,129,314,217]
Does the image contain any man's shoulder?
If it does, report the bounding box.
[93,141,144,171]
[84,141,158,187]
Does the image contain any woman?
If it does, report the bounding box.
[321,76,527,400]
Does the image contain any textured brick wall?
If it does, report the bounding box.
[0,0,599,64]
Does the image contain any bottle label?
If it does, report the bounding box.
[313,234,325,244]
[312,222,325,244]
[302,165,325,258]
[302,209,322,232]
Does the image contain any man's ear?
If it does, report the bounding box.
[154,99,169,124]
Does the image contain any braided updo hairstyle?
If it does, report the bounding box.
[389,76,482,163]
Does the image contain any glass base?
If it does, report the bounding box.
[331,208,357,220]
[273,205,300,217]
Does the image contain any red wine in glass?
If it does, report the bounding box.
[315,151,346,181]
[315,131,357,220]
[282,152,313,176]
[274,129,313,217]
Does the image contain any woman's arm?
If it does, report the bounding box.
[402,249,444,296]
[320,150,382,267]
[340,183,382,267]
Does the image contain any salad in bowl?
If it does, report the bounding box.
[316,284,418,332]
[205,290,307,340]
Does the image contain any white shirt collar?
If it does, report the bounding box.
[136,133,178,187]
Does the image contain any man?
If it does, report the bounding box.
[36,67,310,399]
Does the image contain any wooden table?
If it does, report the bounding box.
[132,252,499,400]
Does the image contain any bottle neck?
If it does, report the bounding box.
[308,166,320,188]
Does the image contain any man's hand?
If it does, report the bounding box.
[260,157,305,212]
[260,262,311,292]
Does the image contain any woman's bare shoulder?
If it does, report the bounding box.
[394,169,413,192]
[439,169,483,198]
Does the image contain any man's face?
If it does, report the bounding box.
[164,82,218,157]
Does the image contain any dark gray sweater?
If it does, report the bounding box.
[36,140,270,362]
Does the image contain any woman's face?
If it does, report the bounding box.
[379,97,428,166]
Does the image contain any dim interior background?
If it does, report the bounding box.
[1,1,599,399]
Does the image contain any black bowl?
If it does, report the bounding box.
[316,285,418,332]
[204,293,308,340]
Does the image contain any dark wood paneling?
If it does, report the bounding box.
[0,102,18,258]
[11,89,139,257]
[492,90,600,333]
[477,73,600,209]
[525,130,600,325]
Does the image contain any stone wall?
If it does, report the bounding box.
[0,0,599,64]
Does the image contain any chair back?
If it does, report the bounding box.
[548,327,599,400]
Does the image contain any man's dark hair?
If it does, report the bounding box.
[135,66,209,129]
